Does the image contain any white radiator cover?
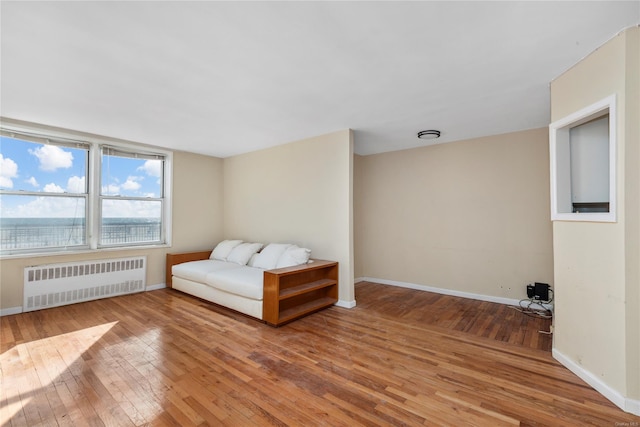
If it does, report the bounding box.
[23,256,147,312]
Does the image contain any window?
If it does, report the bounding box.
[0,127,171,255]
[0,130,89,252]
[549,94,616,222]
[100,147,165,247]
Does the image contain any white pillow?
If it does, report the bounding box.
[252,243,292,270]
[276,245,311,268]
[210,239,243,260]
[246,252,260,267]
[226,242,264,265]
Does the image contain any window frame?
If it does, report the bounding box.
[0,124,173,257]
[549,94,617,223]
[98,145,167,249]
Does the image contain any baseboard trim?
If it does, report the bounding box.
[146,283,166,291]
[335,299,356,309]
[2,284,166,317]
[553,348,640,416]
[626,398,640,416]
[361,276,525,307]
[0,306,23,317]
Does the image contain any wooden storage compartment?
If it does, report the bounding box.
[263,260,338,326]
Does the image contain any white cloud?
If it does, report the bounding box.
[25,177,39,187]
[1,193,158,219]
[101,199,161,218]
[43,183,65,193]
[67,176,85,193]
[0,154,18,188]
[2,195,85,218]
[29,145,73,171]
[121,176,142,191]
[137,160,162,178]
[102,184,120,195]
[0,177,12,188]
[0,176,14,188]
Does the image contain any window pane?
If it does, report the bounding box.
[0,135,87,193]
[0,126,171,254]
[100,199,162,245]
[102,151,163,197]
[0,194,86,250]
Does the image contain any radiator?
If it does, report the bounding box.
[23,256,147,312]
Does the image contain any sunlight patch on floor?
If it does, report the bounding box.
[0,321,118,424]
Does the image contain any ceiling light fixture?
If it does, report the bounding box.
[417,130,441,140]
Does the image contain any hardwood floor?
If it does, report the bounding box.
[1,281,638,426]
[354,282,553,352]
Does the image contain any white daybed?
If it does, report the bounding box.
[166,240,338,326]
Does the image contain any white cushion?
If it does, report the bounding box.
[172,259,243,283]
[276,245,311,268]
[226,242,263,265]
[252,243,292,270]
[246,253,259,267]
[210,239,243,260]
[205,267,264,300]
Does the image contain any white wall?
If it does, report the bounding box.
[569,115,610,204]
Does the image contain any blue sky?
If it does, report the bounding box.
[0,136,162,218]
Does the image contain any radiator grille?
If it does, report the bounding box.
[24,256,146,312]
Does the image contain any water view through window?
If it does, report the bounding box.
[0,129,166,253]
[0,217,161,250]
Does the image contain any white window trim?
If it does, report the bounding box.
[549,94,617,222]
[96,144,170,249]
[0,123,173,257]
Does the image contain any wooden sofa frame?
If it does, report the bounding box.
[166,251,338,326]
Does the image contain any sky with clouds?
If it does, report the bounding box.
[0,136,163,218]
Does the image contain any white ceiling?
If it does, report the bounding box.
[1,1,638,158]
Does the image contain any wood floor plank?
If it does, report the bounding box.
[1,282,638,426]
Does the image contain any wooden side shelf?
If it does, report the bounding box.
[166,251,338,327]
[263,260,338,326]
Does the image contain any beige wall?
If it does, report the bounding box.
[0,142,224,311]
[0,125,354,310]
[355,128,553,301]
[628,25,640,403]
[223,130,355,304]
[172,150,224,252]
[353,154,365,279]
[551,26,639,405]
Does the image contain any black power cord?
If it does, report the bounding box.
[509,288,554,334]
